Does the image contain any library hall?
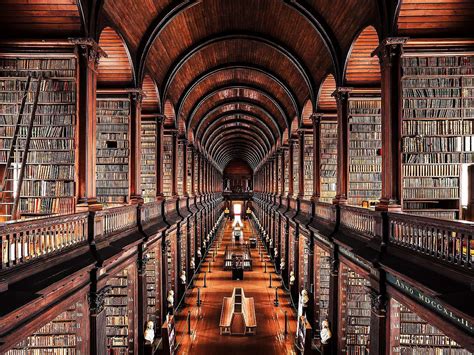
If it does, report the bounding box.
[0,0,473,354]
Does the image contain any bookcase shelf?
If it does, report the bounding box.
[0,55,77,217]
[348,97,382,207]
[401,53,474,219]
[96,95,131,205]
[303,131,313,199]
[141,119,157,203]
[163,134,173,198]
[313,246,330,330]
[292,138,300,195]
[6,301,83,354]
[146,245,162,329]
[320,120,337,203]
[105,266,135,354]
[390,298,470,354]
[284,148,290,195]
[339,264,371,354]
[177,141,184,196]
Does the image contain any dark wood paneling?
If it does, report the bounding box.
[317,74,337,112]
[142,74,160,112]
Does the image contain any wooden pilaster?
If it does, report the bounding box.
[311,113,322,202]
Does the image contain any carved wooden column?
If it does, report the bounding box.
[156,115,165,199]
[137,252,149,352]
[88,283,110,355]
[189,145,196,196]
[280,148,286,198]
[75,39,104,210]
[369,288,388,354]
[274,152,279,197]
[311,113,322,202]
[332,88,351,205]
[130,91,143,203]
[374,38,407,211]
[298,131,305,198]
[196,152,202,197]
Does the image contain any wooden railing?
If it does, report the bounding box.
[339,205,380,239]
[315,202,337,223]
[97,205,138,236]
[388,213,473,269]
[1,212,88,270]
[141,201,162,225]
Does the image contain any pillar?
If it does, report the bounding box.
[130,91,143,203]
[311,113,322,202]
[298,130,305,198]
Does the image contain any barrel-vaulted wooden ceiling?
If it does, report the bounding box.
[2,0,473,171]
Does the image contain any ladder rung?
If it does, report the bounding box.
[0,202,14,205]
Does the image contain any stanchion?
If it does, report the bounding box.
[260,253,263,262]
[264,262,267,273]
[269,273,272,288]
[274,286,279,306]
[203,272,207,288]
[197,287,202,306]
[284,311,288,335]
[187,311,191,334]
[208,262,212,273]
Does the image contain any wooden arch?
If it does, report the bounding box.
[317,74,337,112]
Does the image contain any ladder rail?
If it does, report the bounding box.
[11,75,43,219]
[0,75,31,194]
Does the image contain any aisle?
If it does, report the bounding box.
[173,219,297,355]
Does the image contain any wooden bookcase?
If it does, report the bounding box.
[162,134,173,198]
[303,131,314,199]
[313,245,330,330]
[0,54,77,217]
[105,264,136,353]
[96,93,131,205]
[284,148,290,195]
[401,52,474,219]
[165,230,178,305]
[6,300,86,354]
[146,243,162,330]
[177,141,184,196]
[186,145,193,194]
[179,221,187,277]
[298,232,310,292]
[389,298,471,354]
[339,263,371,354]
[320,119,337,203]
[292,138,300,195]
[348,95,382,207]
[141,118,157,202]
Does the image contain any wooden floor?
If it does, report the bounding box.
[173,219,298,355]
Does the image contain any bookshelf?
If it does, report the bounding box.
[146,245,162,328]
[314,246,330,330]
[6,301,84,354]
[180,222,187,277]
[177,141,184,196]
[288,224,296,280]
[298,234,310,291]
[339,264,371,354]
[320,120,338,203]
[96,95,131,205]
[389,298,470,354]
[186,146,192,194]
[401,53,474,219]
[303,132,314,199]
[348,97,382,206]
[165,231,177,305]
[292,139,300,195]
[162,134,173,198]
[141,119,157,202]
[0,55,77,217]
[105,265,135,354]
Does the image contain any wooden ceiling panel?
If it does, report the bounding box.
[307,0,378,53]
[345,26,380,86]
[103,0,173,51]
[146,0,332,100]
[317,74,337,112]
[178,68,296,121]
[165,39,309,109]
[301,100,314,127]
[98,27,134,86]
[398,0,474,36]
[164,100,175,127]
[142,74,160,112]
[0,0,81,37]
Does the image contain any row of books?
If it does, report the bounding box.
[403,177,458,188]
[0,114,75,126]
[402,108,468,119]
[403,188,458,199]
[402,136,464,152]
[0,58,76,70]
[403,98,465,109]
[402,88,462,98]
[402,56,473,67]
[402,120,473,136]
[20,181,74,196]
[403,67,474,75]
[0,91,76,102]
[0,79,75,91]
[19,197,75,214]
[320,123,338,203]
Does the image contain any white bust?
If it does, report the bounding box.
[290,271,296,285]
[274,249,278,257]
[144,321,155,344]
[180,270,186,284]
[269,239,273,247]
[280,260,285,270]
[320,320,332,344]
[301,289,309,307]
[197,248,202,257]
[167,290,174,307]
[190,257,195,269]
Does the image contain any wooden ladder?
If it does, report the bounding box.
[0,74,43,221]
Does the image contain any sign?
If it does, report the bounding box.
[387,273,474,335]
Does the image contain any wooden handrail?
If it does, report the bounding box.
[339,205,381,240]
[314,202,337,223]
[140,201,162,225]
[95,205,138,236]
[388,212,473,269]
[1,212,88,269]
